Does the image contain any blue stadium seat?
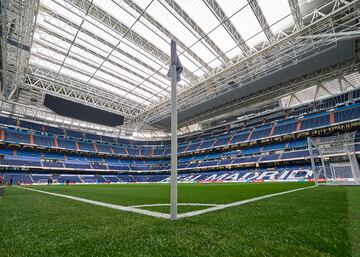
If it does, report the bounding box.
[230,131,250,144]
[213,136,231,147]
[57,137,77,150]
[64,162,92,169]
[334,105,360,123]
[198,140,215,150]
[249,127,272,140]
[66,130,83,139]
[186,142,201,152]
[281,150,309,159]
[42,161,64,168]
[287,139,307,149]
[242,146,261,155]
[218,159,233,165]
[19,120,43,131]
[0,148,14,155]
[0,115,17,126]
[91,163,108,170]
[4,129,30,144]
[260,154,280,162]
[262,142,286,152]
[127,147,140,156]
[96,144,112,153]
[33,134,53,147]
[78,141,95,152]
[43,125,64,136]
[301,114,330,130]
[111,145,127,155]
[272,121,297,136]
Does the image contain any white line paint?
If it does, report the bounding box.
[17,185,317,220]
[130,203,221,208]
[17,187,170,219]
[176,185,317,219]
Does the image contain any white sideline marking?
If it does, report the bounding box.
[17,185,317,220]
[17,187,170,219]
[130,203,221,208]
[176,185,317,219]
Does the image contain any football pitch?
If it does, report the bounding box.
[1,182,359,257]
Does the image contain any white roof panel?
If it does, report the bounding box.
[29,0,309,113]
[257,0,294,33]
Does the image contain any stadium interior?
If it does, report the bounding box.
[1,0,360,256]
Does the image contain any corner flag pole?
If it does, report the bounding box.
[169,40,179,220]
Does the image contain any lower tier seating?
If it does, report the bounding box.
[0,165,313,184]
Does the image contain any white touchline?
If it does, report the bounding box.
[17,187,170,219]
[17,185,317,220]
[130,203,222,208]
[176,185,318,219]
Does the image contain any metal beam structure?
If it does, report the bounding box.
[33,4,173,109]
[287,0,304,30]
[64,0,198,83]
[281,71,360,108]
[1,0,39,100]
[120,0,213,72]
[35,26,168,96]
[162,0,230,64]
[32,40,160,103]
[26,65,143,117]
[195,60,360,129]
[55,0,94,79]
[0,0,8,94]
[203,0,251,55]
[136,0,360,127]
[247,0,275,43]
[37,6,171,92]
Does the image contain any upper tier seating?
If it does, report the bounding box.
[33,133,53,147]
[96,144,112,154]
[334,104,360,123]
[230,131,250,144]
[4,129,30,144]
[78,141,95,152]
[272,119,297,136]
[300,112,330,130]
[281,150,310,159]
[0,90,359,163]
[57,137,77,150]
[249,125,272,140]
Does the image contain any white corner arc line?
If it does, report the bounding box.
[17,187,170,219]
[176,185,317,219]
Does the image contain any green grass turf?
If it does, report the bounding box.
[0,183,359,257]
[347,186,360,257]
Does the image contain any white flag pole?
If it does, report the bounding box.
[170,41,178,220]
